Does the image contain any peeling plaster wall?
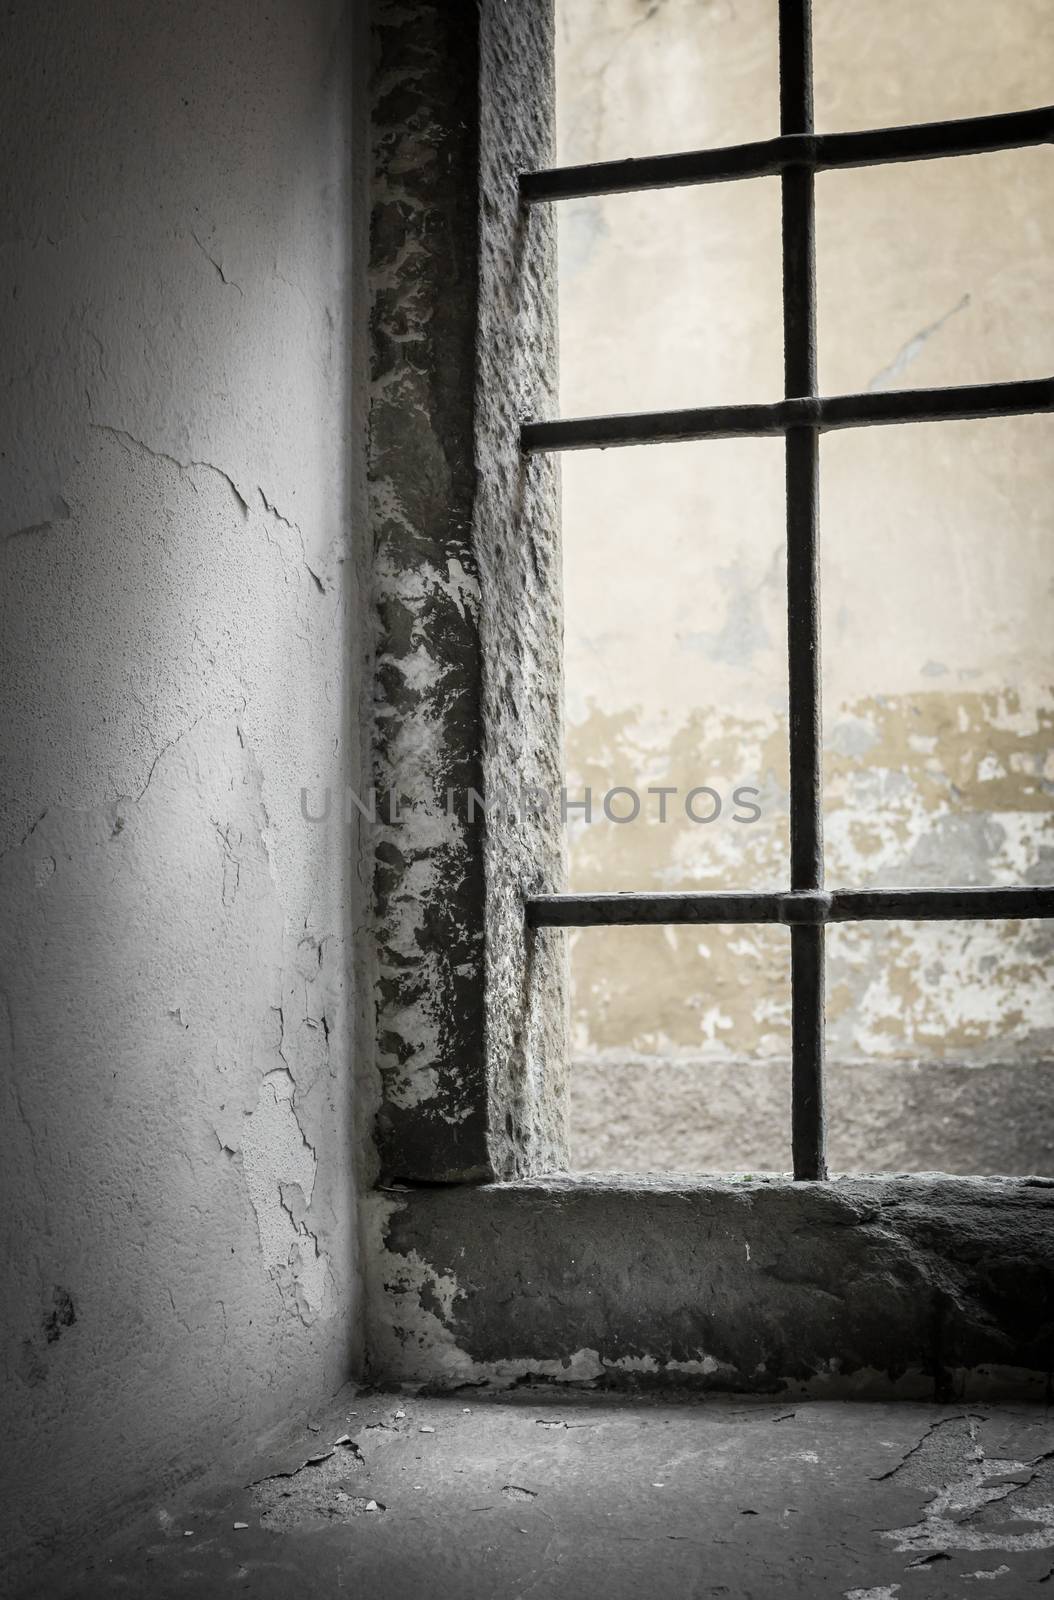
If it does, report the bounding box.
[368,0,567,1185]
[555,0,1054,1173]
[0,0,367,1582]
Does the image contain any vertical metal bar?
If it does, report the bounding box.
[779,0,827,1179]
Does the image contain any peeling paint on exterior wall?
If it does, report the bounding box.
[556,0,1054,1174]
[565,691,1054,1070]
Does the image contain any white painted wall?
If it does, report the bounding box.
[0,0,366,1577]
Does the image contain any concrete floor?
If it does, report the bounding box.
[30,1389,1054,1599]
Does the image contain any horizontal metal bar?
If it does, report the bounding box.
[828,887,1054,923]
[520,103,1054,202]
[526,886,1054,928]
[523,401,778,451]
[521,376,1054,454]
[527,892,784,927]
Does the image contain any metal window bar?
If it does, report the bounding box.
[520,0,1054,1179]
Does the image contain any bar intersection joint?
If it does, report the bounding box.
[519,104,1054,204]
[520,377,1054,454]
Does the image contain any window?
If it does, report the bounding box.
[521,0,1054,1178]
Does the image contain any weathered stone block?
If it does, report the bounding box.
[370,1174,1054,1397]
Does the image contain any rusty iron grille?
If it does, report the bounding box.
[519,0,1054,1179]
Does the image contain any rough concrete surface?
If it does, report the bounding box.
[0,1,367,1586]
[369,1176,1054,1396]
[26,1387,1054,1599]
[570,1055,1054,1177]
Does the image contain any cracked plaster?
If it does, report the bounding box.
[0,0,367,1585]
